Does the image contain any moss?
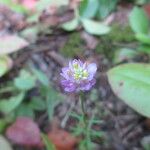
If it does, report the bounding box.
[95,24,135,60]
[95,38,115,60]
[107,24,135,43]
[60,32,83,58]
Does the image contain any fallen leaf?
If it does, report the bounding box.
[0,35,29,55]
[6,117,41,147]
[48,129,78,150]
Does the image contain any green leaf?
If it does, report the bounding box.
[32,68,49,87]
[29,97,46,111]
[0,35,28,55]
[14,70,36,90]
[129,7,149,34]
[114,48,138,63]
[0,135,13,150]
[80,0,98,18]
[41,133,56,150]
[36,0,69,12]
[82,19,110,35]
[136,33,150,45]
[0,55,12,77]
[98,0,118,19]
[79,0,88,15]
[107,63,150,117]
[62,18,79,31]
[46,88,61,121]
[0,92,25,114]
[15,104,35,118]
[138,45,150,54]
[20,26,39,43]
[0,119,7,133]
[0,0,27,14]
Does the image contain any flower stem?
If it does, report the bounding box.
[79,93,90,150]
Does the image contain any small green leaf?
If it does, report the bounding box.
[32,68,49,87]
[62,19,79,31]
[20,26,39,43]
[129,7,149,34]
[82,19,110,35]
[41,133,56,150]
[138,45,150,54]
[0,92,25,114]
[0,135,13,150]
[136,33,150,45]
[107,63,150,117]
[114,48,138,63]
[29,97,46,111]
[0,119,7,133]
[15,104,35,118]
[36,0,69,12]
[14,70,36,90]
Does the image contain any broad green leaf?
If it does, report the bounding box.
[0,135,13,150]
[107,63,150,117]
[0,55,12,77]
[80,0,98,18]
[82,19,110,35]
[98,0,118,19]
[0,35,28,55]
[79,0,88,16]
[0,93,25,114]
[14,70,36,90]
[62,19,79,31]
[129,7,149,34]
[136,33,150,45]
[41,133,56,150]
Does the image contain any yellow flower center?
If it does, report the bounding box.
[73,64,88,81]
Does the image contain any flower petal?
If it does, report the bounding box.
[61,67,70,80]
[61,80,76,92]
[79,79,96,91]
[87,63,97,80]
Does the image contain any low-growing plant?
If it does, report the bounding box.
[62,0,113,35]
[129,6,150,54]
[60,59,105,150]
[0,68,63,133]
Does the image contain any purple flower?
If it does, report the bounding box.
[60,59,97,92]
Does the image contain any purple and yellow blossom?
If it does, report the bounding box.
[60,59,97,92]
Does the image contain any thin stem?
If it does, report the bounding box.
[79,93,90,150]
